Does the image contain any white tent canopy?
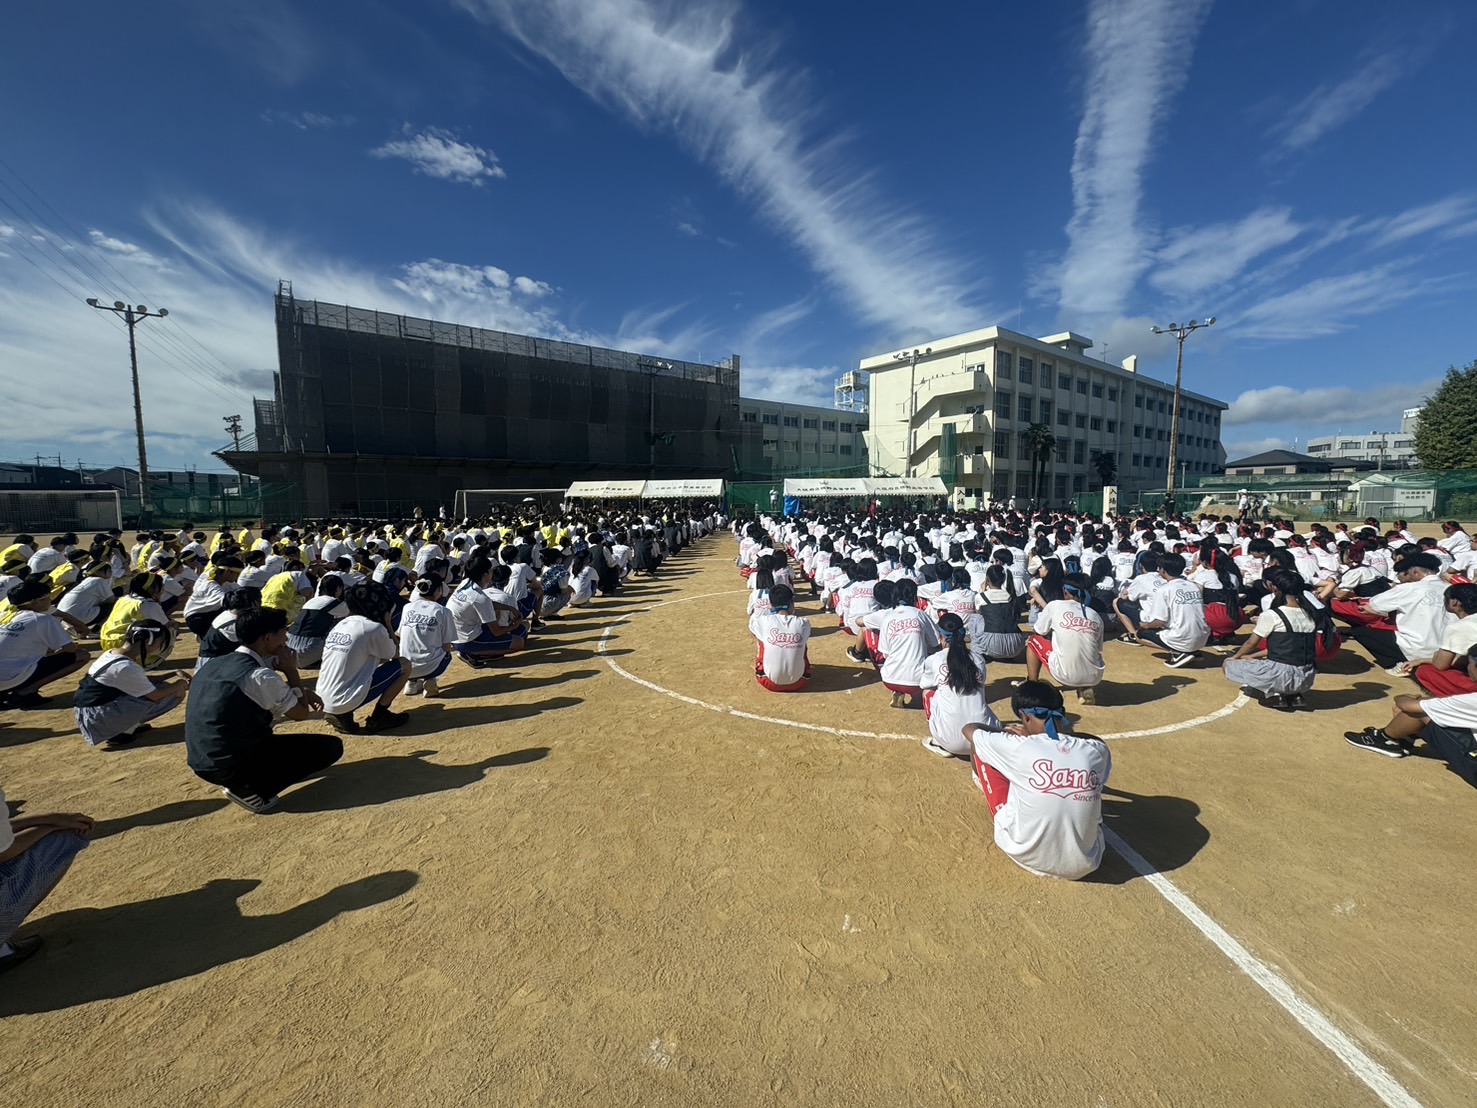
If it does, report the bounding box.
[565,480,648,499]
[867,476,948,496]
[643,478,725,498]
[782,476,947,498]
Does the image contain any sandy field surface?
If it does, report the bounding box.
[3,532,1475,1107]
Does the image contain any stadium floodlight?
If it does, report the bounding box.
[86,297,99,307]
[113,300,126,309]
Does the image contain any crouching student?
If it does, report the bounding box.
[0,579,90,709]
[316,583,411,735]
[74,620,190,749]
[184,607,337,814]
[55,561,118,636]
[99,574,175,670]
[1026,576,1105,705]
[861,579,940,709]
[287,575,348,668]
[398,574,456,698]
[196,588,262,671]
[749,584,811,692]
[0,783,93,973]
[918,612,1000,757]
[1344,644,1477,788]
[447,556,526,667]
[962,680,1112,880]
[1222,568,1318,710]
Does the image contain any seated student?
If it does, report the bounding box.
[236,549,274,590]
[920,566,982,622]
[861,579,940,709]
[1131,552,1211,668]
[0,579,90,709]
[1317,542,1389,609]
[260,559,315,623]
[197,587,262,671]
[538,552,574,619]
[399,574,456,699]
[918,612,1000,757]
[1397,583,1477,697]
[749,584,812,692]
[0,781,93,973]
[74,620,189,749]
[1026,557,1066,619]
[838,558,879,637]
[55,561,118,636]
[847,578,896,665]
[1113,551,1164,642]
[566,551,600,608]
[1341,553,1453,674]
[287,575,348,668]
[185,607,336,814]
[27,535,75,576]
[99,573,175,670]
[499,546,543,623]
[1189,540,1244,645]
[446,556,527,666]
[1344,644,1477,787]
[316,583,411,735]
[962,680,1112,880]
[975,564,1027,662]
[1437,520,1473,560]
[182,553,243,639]
[1025,575,1105,705]
[1222,568,1318,710]
[746,560,776,620]
[0,535,37,567]
[147,554,190,615]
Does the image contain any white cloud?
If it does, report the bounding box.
[1271,48,1416,154]
[1222,436,1292,460]
[1229,264,1435,340]
[261,109,352,129]
[1367,193,1477,249]
[1057,0,1215,318]
[0,223,15,238]
[1224,380,1441,427]
[457,0,983,337]
[1151,207,1304,297]
[675,220,701,237]
[88,229,171,270]
[735,362,838,407]
[512,275,553,297]
[370,126,506,185]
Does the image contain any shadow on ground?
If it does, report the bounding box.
[0,870,419,1015]
[285,746,550,812]
[1090,786,1210,884]
[92,797,229,840]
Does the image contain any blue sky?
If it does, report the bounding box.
[2,0,1474,471]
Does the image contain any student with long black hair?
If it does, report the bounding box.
[918,612,1000,757]
[977,564,1027,662]
[1222,567,1318,710]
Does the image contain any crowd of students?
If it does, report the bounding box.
[0,508,719,974]
[737,509,1477,881]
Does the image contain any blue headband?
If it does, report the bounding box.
[1020,706,1068,739]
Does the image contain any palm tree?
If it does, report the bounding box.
[1023,422,1056,506]
[1090,449,1118,489]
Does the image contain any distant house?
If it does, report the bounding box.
[1222,449,1372,477]
[87,467,246,497]
[0,462,84,489]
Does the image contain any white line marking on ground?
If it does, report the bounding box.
[598,590,1251,742]
[1105,829,1423,1108]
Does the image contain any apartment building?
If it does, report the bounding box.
[1304,407,1421,469]
[736,398,869,477]
[858,327,1228,507]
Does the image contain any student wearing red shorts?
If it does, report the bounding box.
[1395,583,1477,697]
[750,584,811,692]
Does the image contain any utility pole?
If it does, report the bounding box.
[87,298,168,522]
[891,346,932,477]
[224,414,243,451]
[637,358,674,475]
[1149,317,1215,511]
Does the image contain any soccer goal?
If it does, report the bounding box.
[0,489,123,534]
[453,488,566,521]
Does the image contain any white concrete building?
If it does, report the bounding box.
[1304,407,1421,469]
[858,327,1228,508]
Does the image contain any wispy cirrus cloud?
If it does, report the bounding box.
[1229,263,1444,341]
[1056,0,1215,318]
[1270,44,1426,155]
[370,126,506,185]
[1150,207,1305,298]
[1225,380,1440,428]
[261,109,354,130]
[455,0,983,338]
[1366,192,1477,249]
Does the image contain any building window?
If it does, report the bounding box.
[995,390,1013,418]
[1157,429,1166,441]
[1076,379,1088,396]
[1135,395,1143,408]
[1041,362,1054,381]
[1108,387,1118,402]
[761,413,779,426]
[1075,413,1086,429]
[993,431,1009,456]
[992,473,1009,499]
[1157,400,1166,413]
[741,410,758,423]
[1132,453,1142,468]
[1058,373,1071,390]
[1039,399,1053,423]
[1018,396,1033,422]
[803,417,819,429]
[996,351,1013,375]
[1092,383,1103,398]
[1107,419,1118,433]
[784,440,798,451]
[1073,440,1085,464]
[804,441,817,453]
[1057,410,1070,427]
[822,419,836,431]
[1073,475,1086,493]
[839,421,853,432]
[783,415,799,428]
[839,444,853,455]
[822,443,836,453]
[1090,417,1102,431]
[1019,357,1034,383]
[1133,424,1143,438]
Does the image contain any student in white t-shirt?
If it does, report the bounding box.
[1132,552,1211,668]
[919,612,1000,758]
[1345,553,1454,673]
[1223,568,1318,710]
[446,555,526,666]
[398,574,457,698]
[316,582,411,734]
[73,619,189,748]
[56,562,119,634]
[963,681,1112,880]
[749,584,811,692]
[0,579,90,708]
[1344,644,1477,786]
[861,579,940,708]
[1026,577,1105,704]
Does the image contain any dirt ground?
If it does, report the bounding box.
[2,533,1475,1107]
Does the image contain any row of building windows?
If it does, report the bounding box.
[743,410,866,433]
[761,440,855,455]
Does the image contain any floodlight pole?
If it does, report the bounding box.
[1149,317,1215,511]
[88,298,169,520]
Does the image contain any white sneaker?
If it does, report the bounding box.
[421,679,441,698]
[406,678,425,696]
[1385,665,1410,678]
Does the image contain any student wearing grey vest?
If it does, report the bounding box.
[184,607,339,814]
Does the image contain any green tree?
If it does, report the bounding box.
[1090,449,1117,489]
[1414,359,1477,470]
[1022,422,1056,504]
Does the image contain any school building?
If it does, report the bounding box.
[858,327,1230,508]
[734,398,870,480]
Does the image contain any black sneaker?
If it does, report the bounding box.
[0,935,43,975]
[1283,694,1306,711]
[326,712,362,735]
[1166,651,1197,668]
[846,646,868,664]
[3,690,50,710]
[364,707,410,733]
[222,788,280,814]
[1263,694,1285,710]
[1343,730,1409,758]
